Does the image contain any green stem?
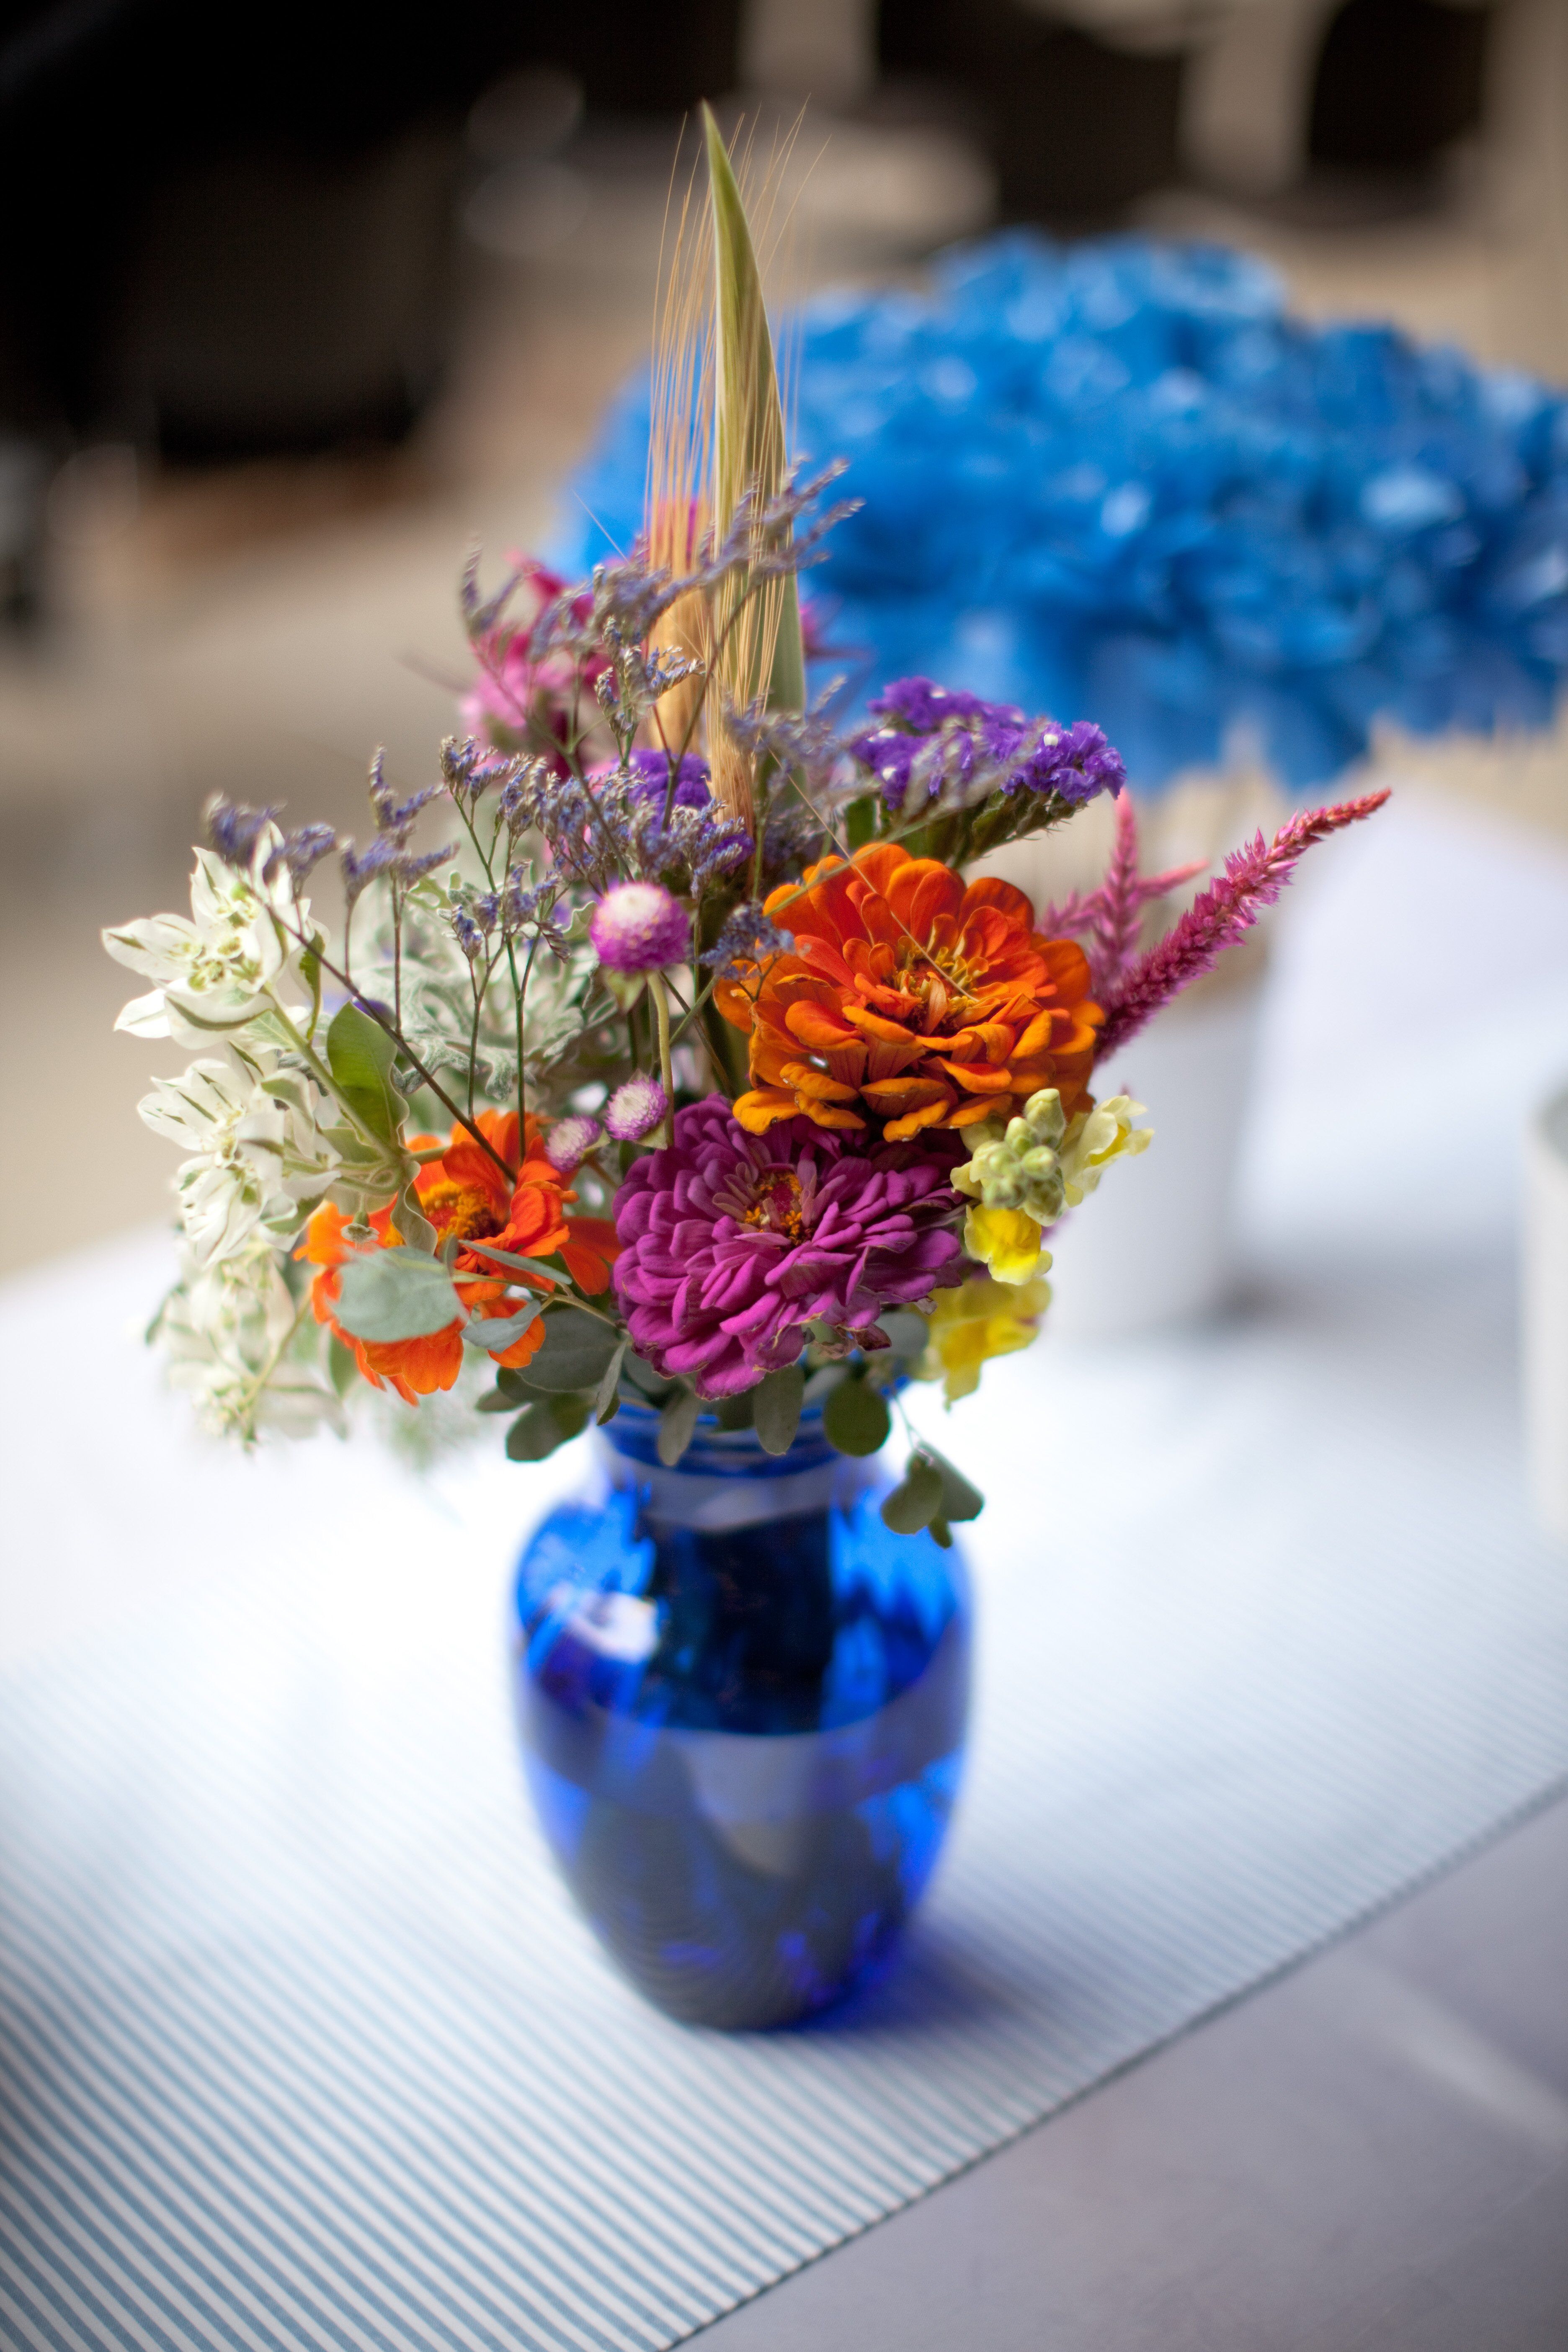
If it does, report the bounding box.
[648,970,676,1144]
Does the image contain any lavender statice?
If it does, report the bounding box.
[849,681,1124,815]
[701,902,794,980]
[506,751,750,897]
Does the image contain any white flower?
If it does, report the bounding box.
[139,1047,340,1268]
[104,835,314,1047]
[159,1241,344,1442]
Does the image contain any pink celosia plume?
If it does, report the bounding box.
[1042,794,1205,1001]
[1094,787,1390,1062]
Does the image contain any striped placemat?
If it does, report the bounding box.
[5,797,1568,2349]
[4,1236,1568,2352]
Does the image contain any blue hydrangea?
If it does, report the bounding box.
[562,231,1568,791]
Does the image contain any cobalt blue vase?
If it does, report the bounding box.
[511,1404,971,2030]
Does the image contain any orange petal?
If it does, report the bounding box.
[861,1075,950,1112]
[939,1059,1016,1093]
[732,1088,805,1134]
[796,1097,867,1130]
[883,1096,954,1141]
[947,1096,1000,1128]
[962,874,1036,928]
[780,1061,860,1103]
[784,999,859,1051]
[490,1313,548,1369]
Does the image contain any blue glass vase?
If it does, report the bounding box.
[511,1405,971,2030]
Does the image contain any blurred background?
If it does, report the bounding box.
[2,0,1566,1279]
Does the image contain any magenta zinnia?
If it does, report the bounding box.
[614,1097,964,1396]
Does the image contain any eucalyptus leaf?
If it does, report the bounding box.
[925,1445,985,1524]
[476,1385,517,1413]
[594,1343,628,1425]
[513,1307,622,1395]
[505,1394,591,1463]
[620,1352,674,1404]
[879,1457,944,1536]
[327,1334,360,1399]
[462,1300,543,1354]
[335,1248,461,1343]
[658,1385,700,1467]
[823,1373,891,1458]
[753,1362,804,1457]
[495,1366,535,1405]
[391,1183,437,1254]
[878,1309,932,1358]
[327,1002,402,1146]
[462,1238,570,1284]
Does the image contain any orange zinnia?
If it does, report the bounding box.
[717,843,1102,1142]
[297,1109,619,1403]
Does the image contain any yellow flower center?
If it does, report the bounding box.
[423,1181,501,1242]
[741,1169,806,1240]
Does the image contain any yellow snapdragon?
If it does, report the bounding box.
[917,1272,1054,1405]
[953,1087,1152,1284]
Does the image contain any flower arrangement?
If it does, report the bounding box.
[106,119,1387,1539]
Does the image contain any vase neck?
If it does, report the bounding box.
[598,1404,869,1534]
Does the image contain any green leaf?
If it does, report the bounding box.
[844,796,877,854]
[476,1385,517,1414]
[878,1309,931,1359]
[880,1456,945,1536]
[505,1394,591,1462]
[327,1333,360,1399]
[462,1238,571,1284]
[658,1385,700,1467]
[621,1352,674,1405]
[462,1300,543,1354]
[512,1307,622,1395]
[928,1516,954,1550]
[301,934,324,1038]
[823,1372,891,1458]
[334,1248,462,1343]
[327,1002,402,1146]
[594,1342,628,1425]
[602,967,646,1014]
[391,1183,436,1254]
[495,1366,535,1405]
[924,1445,985,1524]
[753,1362,804,1457]
[713,1392,756,1431]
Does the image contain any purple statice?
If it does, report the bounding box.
[605,1074,669,1143]
[545,1114,602,1174]
[848,677,1125,814]
[607,747,714,813]
[614,1098,962,1397]
[590,882,689,973]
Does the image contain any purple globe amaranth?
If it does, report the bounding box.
[613,1096,964,1398]
[605,1074,668,1143]
[545,1114,602,1174]
[850,678,1125,812]
[590,881,689,973]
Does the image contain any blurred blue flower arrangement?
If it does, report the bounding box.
[564,231,1568,791]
